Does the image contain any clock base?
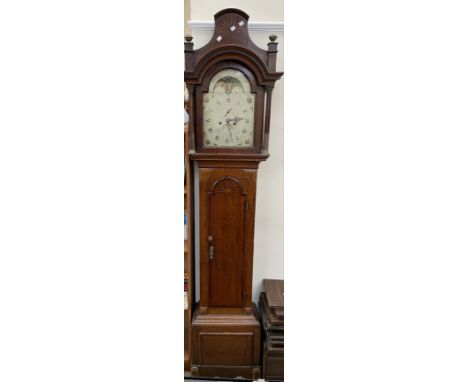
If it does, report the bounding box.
[191,304,261,379]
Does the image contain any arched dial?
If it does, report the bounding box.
[203,69,255,148]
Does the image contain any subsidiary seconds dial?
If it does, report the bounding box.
[203,69,255,148]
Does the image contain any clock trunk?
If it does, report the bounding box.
[198,166,257,314]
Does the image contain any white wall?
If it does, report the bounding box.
[189,1,284,303]
[190,0,283,22]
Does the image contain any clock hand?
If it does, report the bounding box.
[226,125,233,140]
[224,119,234,141]
[227,116,244,125]
[224,109,231,117]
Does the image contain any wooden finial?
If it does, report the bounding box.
[185,35,193,42]
[269,35,278,42]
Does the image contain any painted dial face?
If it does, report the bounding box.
[203,69,255,148]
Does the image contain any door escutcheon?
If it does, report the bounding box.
[208,235,214,260]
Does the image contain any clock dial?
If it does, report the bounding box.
[203,69,255,148]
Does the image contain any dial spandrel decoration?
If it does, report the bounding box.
[203,69,255,148]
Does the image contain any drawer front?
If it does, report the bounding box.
[263,342,284,380]
[199,332,253,366]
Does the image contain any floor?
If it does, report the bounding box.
[184,376,258,382]
[184,379,259,382]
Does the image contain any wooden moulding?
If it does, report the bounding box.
[184,125,194,371]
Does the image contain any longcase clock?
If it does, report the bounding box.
[184,8,283,379]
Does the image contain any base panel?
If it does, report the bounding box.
[191,305,261,379]
[191,365,261,379]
